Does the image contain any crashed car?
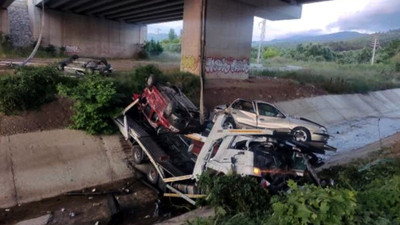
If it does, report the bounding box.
[57,55,113,76]
[134,75,203,134]
[215,99,329,143]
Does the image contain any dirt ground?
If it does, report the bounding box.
[204,76,327,109]
[0,97,73,136]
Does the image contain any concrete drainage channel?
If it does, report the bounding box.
[1,88,400,224]
[276,88,400,159]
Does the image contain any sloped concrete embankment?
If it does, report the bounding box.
[0,129,132,209]
[275,88,400,126]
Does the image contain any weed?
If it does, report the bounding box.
[0,66,61,114]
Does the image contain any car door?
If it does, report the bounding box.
[230,100,257,128]
[256,102,290,132]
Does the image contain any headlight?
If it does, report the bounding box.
[320,127,327,133]
[253,167,261,177]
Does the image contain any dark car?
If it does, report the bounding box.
[134,75,202,134]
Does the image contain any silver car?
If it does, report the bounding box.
[216,99,329,143]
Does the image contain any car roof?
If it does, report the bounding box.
[233,98,276,106]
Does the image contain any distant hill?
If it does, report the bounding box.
[253,31,369,48]
[148,33,169,42]
[253,29,400,50]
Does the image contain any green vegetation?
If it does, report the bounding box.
[252,61,400,94]
[0,66,64,115]
[145,40,164,56]
[161,29,181,53]
[58,74,120,135]
[57,65,199,134]
[262,47,280,59]
[189,159,400,225]
[252,30,400,94]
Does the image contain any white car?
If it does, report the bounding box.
[215,99,329,143]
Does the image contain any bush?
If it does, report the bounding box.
[192,160,400,225]
[145,40,163,56]
[268,181,356,225]
[198,173,271,216]
[395,62,400,72]
[0,66,60,114]
[58,75,120,134]
[44,44,57,57]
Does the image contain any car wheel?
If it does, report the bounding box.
[222,117,236,129]
[147,165,159,185]
[57,64,64,71]
[133,145,146,164]
[86,67,94,75]
[292,127,311,142]
[146,74,157,88]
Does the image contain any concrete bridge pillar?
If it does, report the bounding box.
[0,8,9,34]
[181,0,254,79]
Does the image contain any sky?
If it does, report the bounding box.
[147,0,400,41]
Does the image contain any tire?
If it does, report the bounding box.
[164,102,175,118]
[57,64,64,71]
[147,165,159,185]
[291,127,311,142]
[86,67,94,75]
[133,145,146,164]
[222,117,236,129]
[146,74,157,88]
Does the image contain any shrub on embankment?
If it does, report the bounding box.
[252,62,400,94]
[0,66,65,115]
[189,159,400,225]
[59,65,200,134]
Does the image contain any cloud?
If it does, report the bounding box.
[328,0,400,32]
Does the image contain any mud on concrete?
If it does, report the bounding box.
[0,179,160,225]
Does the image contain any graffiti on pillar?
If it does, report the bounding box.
[181,56,199,73]
[205,57,250,74]
[66,45,79,54]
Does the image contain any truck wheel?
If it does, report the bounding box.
[222,117,236,129]
[146,74,157,88]
[133,145,146,164]
[147,165,159,185]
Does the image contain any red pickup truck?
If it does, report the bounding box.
[134,75,203,134]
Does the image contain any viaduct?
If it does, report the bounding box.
[0,0,327,79]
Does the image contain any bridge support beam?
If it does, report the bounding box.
[181,0,254,79]
[0,8,8,34]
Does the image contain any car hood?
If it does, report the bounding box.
[287,116,326,130]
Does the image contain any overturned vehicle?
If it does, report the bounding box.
[57,55,113,76]
[114,76,336,204]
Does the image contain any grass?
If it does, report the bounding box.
[252,58,400,94]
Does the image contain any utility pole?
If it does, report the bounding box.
[257,19,266,64]
[371,36,377,65]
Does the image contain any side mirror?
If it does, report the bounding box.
[277,113,285,118]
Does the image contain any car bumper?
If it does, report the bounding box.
[311,132,329,143]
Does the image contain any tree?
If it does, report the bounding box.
[262,47,280,59]
[168,28,177,41]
